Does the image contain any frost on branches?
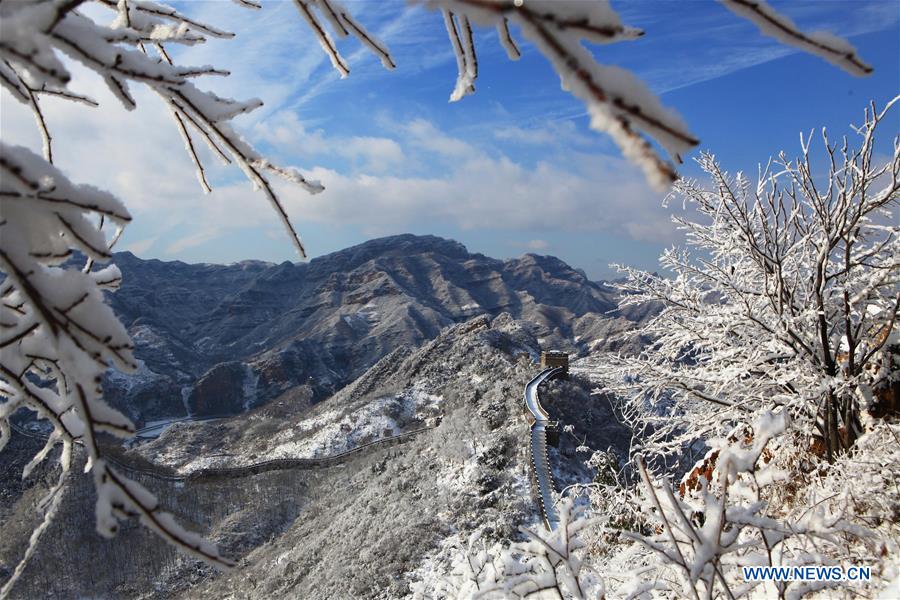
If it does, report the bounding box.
[419,0,871,191]
[589,99,899,598]
[602,98,899,463]
[0,0,881,589]
[416,498,601,599]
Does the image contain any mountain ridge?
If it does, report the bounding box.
[102,234,647,424]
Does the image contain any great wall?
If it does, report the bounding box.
[10,353,571,530]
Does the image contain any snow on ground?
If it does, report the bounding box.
[180,386,191,416]
[104,359,164,394]
[242,365,259,412]
[152,381,446,474]
[267,383,442,459]
[267,395,410,459]
[172,453,232,474]
[342,301,381,329]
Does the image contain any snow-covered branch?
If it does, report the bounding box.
[0,143,235,595]
[418,0,872,191]
[621,410,882,599]
[721,0,873,76]
[422,0,694,190]
[293,0,395,78]
[431,498,600,599]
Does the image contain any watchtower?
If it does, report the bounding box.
[540,351,569,376]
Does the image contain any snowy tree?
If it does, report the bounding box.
[421,498,600,599]
[599,98,899,463]
[584,99,899,597]
[0,0,879,586]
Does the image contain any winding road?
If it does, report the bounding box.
[523,367,564,530]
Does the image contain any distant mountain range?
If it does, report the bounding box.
[102,234,653,424]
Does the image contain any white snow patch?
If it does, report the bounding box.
[242,365,259,411]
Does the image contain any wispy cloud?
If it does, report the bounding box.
[526,239,550,250]
[165,229,221,255]
[494,121,596,147]
[122,237,158,256]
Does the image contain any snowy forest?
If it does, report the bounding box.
[0,1,898,599]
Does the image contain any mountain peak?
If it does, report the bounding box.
[309,234,470,272]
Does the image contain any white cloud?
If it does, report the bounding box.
[165,229,222,255]
[403,119,474,157]
[526,239,550,250]
[264,131,676,244]
[254,111,405,172]
[494,121,595,147]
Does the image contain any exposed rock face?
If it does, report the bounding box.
[102,234,648,423]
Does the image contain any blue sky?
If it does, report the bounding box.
[2,0,897,279]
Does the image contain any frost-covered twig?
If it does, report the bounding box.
[420,0,872,190]
[0,0,359,584]
[431,498,599,599]
[423,0,695,190]
[442,9,477,101]
[621,410,885,599]
[721,0,873,76]
[496,17,520,60]
[583,99,897,599]
[293,0,395,77]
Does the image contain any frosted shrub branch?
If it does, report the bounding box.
[433,499,598,599]
[0,0,391,587]
[0,142,237,591]
[293,0,396,77]
[422,0,692,190]
[581,99,899,598]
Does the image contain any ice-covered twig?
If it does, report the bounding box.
[443,10,476,101]
[496,18,520,60]
[423,0,691,190]
[0,141,235,582]
[721,0,873,76]
[295,0,350,77]
[422,0,874,190]
[325,0,396,70]
[293,0,395,77]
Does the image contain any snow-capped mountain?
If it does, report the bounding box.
[103,234,649,424]
[2,312,630,599]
